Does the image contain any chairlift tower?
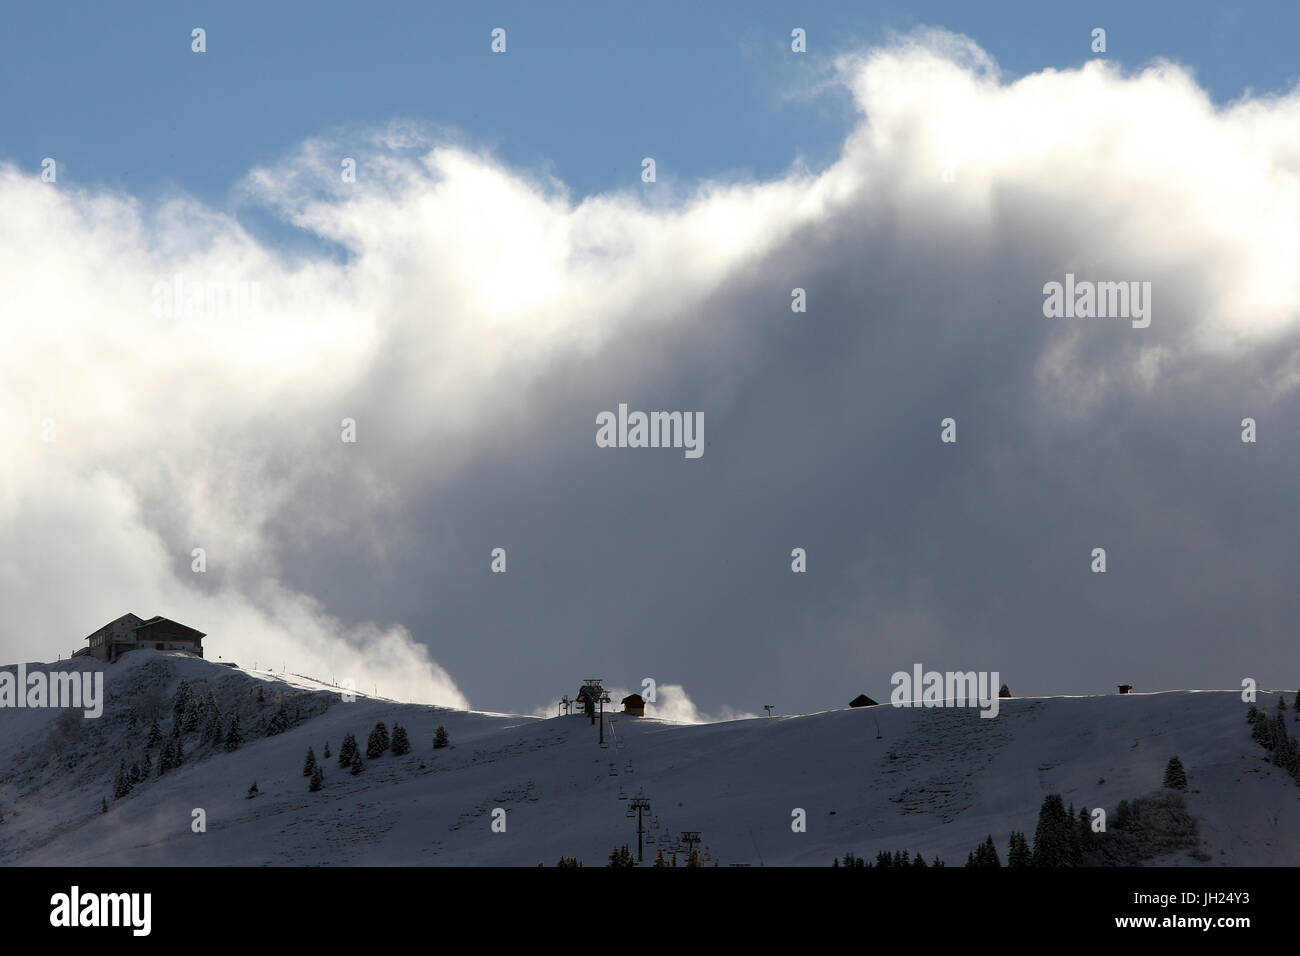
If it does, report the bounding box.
[628,796,652,862]
[680,831,702,855]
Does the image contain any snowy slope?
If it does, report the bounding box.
[1,652,1297,866]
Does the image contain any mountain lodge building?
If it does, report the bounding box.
[77,613,206,663]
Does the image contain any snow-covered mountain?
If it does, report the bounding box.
[1,651,1297,866]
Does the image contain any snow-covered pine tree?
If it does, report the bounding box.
[391,723,410,755]
[147,719,162,748]
[266,702,290,736]
[172,681,191,723]
[304,746,318,777]
[434,725,449,749]
[159,741,175,775]
[350,752,364,775]
[1031,794,1074,866]
[338,733,356,767]
[205,713,223,747]
[224,715,243,752]
[366,721,390,758]
[1164,755,1188,790]
[309,764,324,792]
[173,738,184,766]
[113,762,131,799]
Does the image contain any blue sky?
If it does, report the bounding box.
[4,1,1296,208]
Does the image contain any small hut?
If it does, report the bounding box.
[621,693,645,717]
[1117,684,1133,694]
[849,694,879,708]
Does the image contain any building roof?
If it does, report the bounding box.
[84,613,205,642]
[849,694,879,707]
[135,617,206,640]
[622,694,645,706]
[84,613,144,642]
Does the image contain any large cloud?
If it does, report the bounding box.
[3,29,1299,716]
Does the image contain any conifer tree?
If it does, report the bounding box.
[350,752,364,775]
[303,746,318,777]
[391,723,411,755]
[158,741,174,775]
[1031,794,1074,866]
[224,714,243,752]
[1163,755,1188,790]
[653,850,669,868]
[366,721,390,758]
[1114,799,1132,830]
[607,845,636,867]
[205,714,223,747]
[309,764,324,792]
[1007,831,1031,867]
[172,681,191,723]
[101,797,108,814]
[113,761,131,799]
[324,741,331,760]
[339,733,357,767]
[247,781,259,799]
[266,702,290,736]
[434,725,449,749]
[147,719,162,748]
[173,738,184,766]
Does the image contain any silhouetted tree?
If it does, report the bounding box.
[391,723,411,755]
[366,721,390,758]
[1164,756,1188,790]
[224,715,243,752]
[607,845,635,867]
[1032,794,1074,867]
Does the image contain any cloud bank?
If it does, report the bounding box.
[3,29,1300,715]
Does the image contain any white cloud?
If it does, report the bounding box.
[4,30,1300,709]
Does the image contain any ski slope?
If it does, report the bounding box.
[1,651,1297,866]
